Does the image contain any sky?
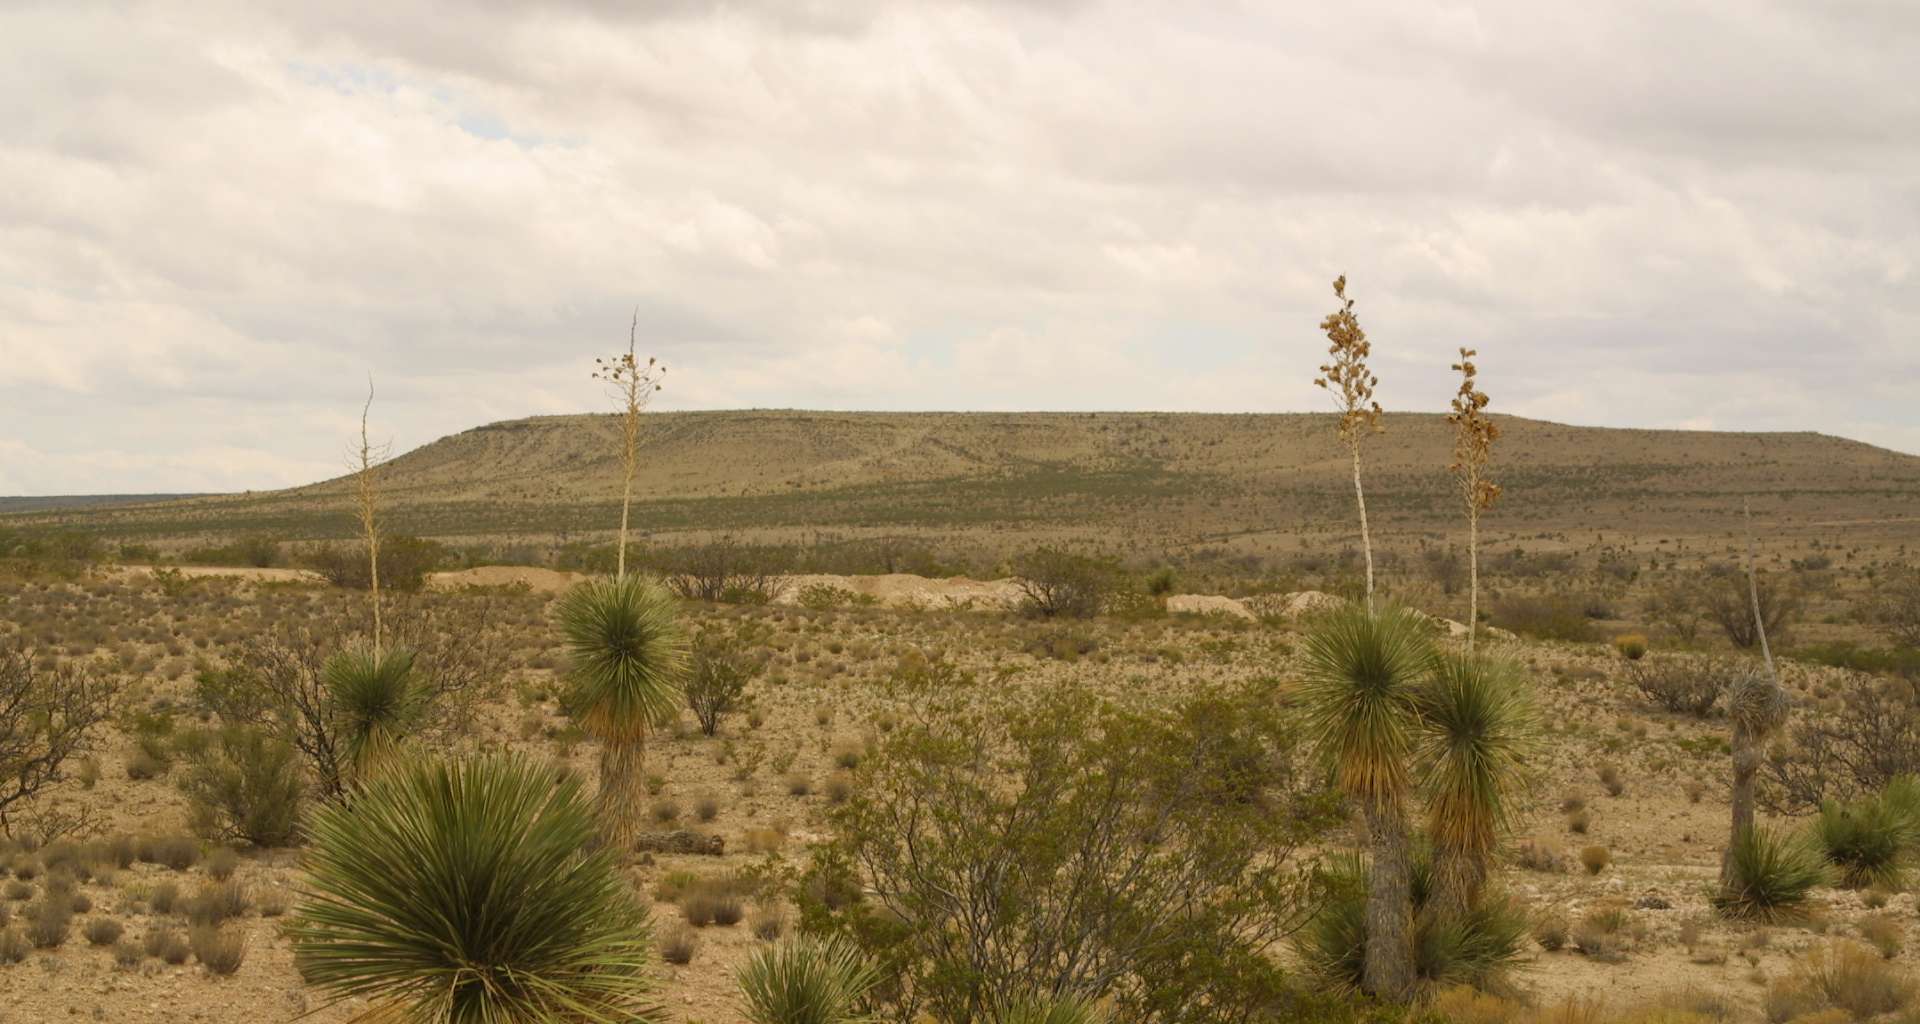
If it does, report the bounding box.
[3,1,1917,495]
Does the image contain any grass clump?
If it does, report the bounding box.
[1765,942,1915,1022]
[190,923,246,975]
[84,916,124,946]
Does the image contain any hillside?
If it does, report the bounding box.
[9,410,1920,561]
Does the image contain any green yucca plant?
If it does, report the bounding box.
[1297,602,1433,1002]
[557,574,689,848]
[1298,847,1528,997]
[1815,792,1911,889]
[323,644,420,779]
[1416,650,1536,920]
[1883,774,1920,842]
[737,937,878,1024]
[998,994,1113,1024]
[1712,825,1826,922]
[292,753,658,1023]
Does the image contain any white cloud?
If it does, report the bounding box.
[2,0,1915,494]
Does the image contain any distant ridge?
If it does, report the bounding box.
[7,410,1918,558]
[0,494,207,514]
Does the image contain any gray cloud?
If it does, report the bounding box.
[1,0,1915,494]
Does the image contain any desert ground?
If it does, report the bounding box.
[1,412,1917,1023]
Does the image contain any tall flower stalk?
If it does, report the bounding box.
[594,314,666,579]
[1445,349,1500,651]
[1315,276,1385,612]
[352,377,390,655]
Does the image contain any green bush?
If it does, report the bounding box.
[685,633,762,736]
[1491,593,1594,642]
[1010,548,1114,619]
[179,726,304,847]
[797,684,1335,1024]
[302,535,447,592]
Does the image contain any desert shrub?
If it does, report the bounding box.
[737,937,878,1024]
[1859,914,1903,959]
[1764,672,1920,812]
[799,684,1332,1024]
[0,641,115,831]
[145,926,190,963]
[1767,942,1915,1022]
[185,880,251,926]
[1532,912,1569,952]
[886,648,974,692]
[0,927,26,962]
[659,923,697,965]
[178,726,304,847]
[302,534,447,592]
[1598,765,1625,797]
[192,599,511,801]
[205,847,240,881]
[1611,634,1648,661]
[1299,849,1530,994]
[686,633,761,736]
[1644,579,1708,643]
[1512,840,1564,874]
[1796,643,1920,681]
[149,880,180,914]
[180,534,283,569]
[1623,655,1732,717]
[1579,846,1611,875]
[659,537,790,604]
[1704,567,1800,650]
[1570,906,1630,963]
[1713,826,1825,922]
[112,936,143,967]
[1868,567,1920,649]
[1011,548,1114,619]
[750,906,787,942]
[139,829,202,872]
[84,916,123,945]
[190,923,246,975]
[1491,593,1594,642]
[26,899,70,948]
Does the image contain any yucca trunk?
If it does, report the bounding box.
[1351,444,1375,614]
[596,737,647,851]
[1361,802,1416,1001]
[1465,509,1479,654]
[1429,846,1485,924]
[1723,721,1759,888]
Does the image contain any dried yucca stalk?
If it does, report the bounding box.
[1446,348,1500,651]
[1315,275,1384,612]
[351,378,391,655]
[593,314,666,579]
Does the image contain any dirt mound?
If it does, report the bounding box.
[117,564,318,584]
[429,566,582,593]
[779,573,1024,610]
[1166,594,1254,620]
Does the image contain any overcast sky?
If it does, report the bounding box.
[3,1,1916,494]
